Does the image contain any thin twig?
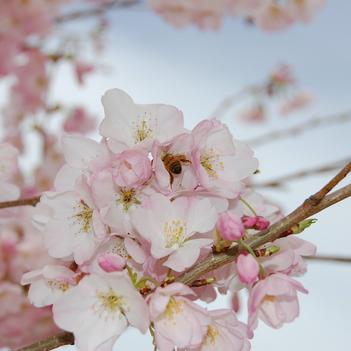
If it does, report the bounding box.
[15,164,351,351]
[247,111,351,147]
[0,196,40,210]
[16,333,74,351]
[255,158,350,188]
[55,0,140,23]
[307,255,351,264]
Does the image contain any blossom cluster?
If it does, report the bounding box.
[22,89,316,351]
[148,0,325,31]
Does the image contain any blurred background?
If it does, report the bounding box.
[1,0,350,350]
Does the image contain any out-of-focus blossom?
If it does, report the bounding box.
[64,107,97,134]
[75,61,95,85]
[280,91,313,115]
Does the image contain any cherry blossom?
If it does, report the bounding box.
[248,273,308,331]
[53,273,149,351]
[100,88,184,152]
[147,283,210,350]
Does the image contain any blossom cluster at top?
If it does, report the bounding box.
[148,0,325,31]
[20,89,317,351]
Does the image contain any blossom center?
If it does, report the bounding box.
[263,295,277,303]
[47,280,69,292]
[97,289,126,314]
[163,219,186,248]
[200,148,224,179]
[133,117,153,143]
[204,325,219,345]
[164,297,183,320]
[117,188,141,211]
[73,200,93,233]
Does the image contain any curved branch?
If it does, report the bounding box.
[56,0,140,23]
[254,158,350,188]
[307,255,351,264]
[16,333,74,351]
[0,196,40,210]
[247,111,351,147]
[15,163,351,351]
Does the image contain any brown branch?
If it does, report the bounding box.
[14,163,351,351]
[55,0,140,23]
[247,111,351,147]
[16,333,74,351]
[254,158,350,188]
[307,255,351,264]
[0,196,40,210]
[176,162,351,285]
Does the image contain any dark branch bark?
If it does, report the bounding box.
[0,196,40,210]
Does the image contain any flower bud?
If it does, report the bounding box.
[98,253,126,272]
[217,212,244,241]
[254,216,270,230]
[241,215,257,229]
[237,253,259,285]
[111,149,152,188]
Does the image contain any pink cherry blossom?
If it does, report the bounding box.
[131,193,217,271]
[53,273,149,351]
[100,88,185,152]
[260,236,316,276]
[192,309,251,351]
[217,212,244,241]
[34,176,107,264]
[192,119,258,198]
[237,254,259,285]
[21,265,76,307]
[147,282,210,351]
[248,273,308,331]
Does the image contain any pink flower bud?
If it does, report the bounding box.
[254,216,270,230]
[111,149,152,188]
[98,253,126,272]
[237,253,259,285]
[241,215,270,230]
[217,212,244,241]
[241,215,257,229]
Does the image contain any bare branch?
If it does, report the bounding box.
[0,196,40,210]
[247,111,351,147]
[176,162,351,285]
[56,0,140,23]
[14,163,351,351]
[307,255,351,264]
[255,158,350,188]
[16,333,74,351]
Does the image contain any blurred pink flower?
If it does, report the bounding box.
[280,91,313,115]
[63,107,97,134]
